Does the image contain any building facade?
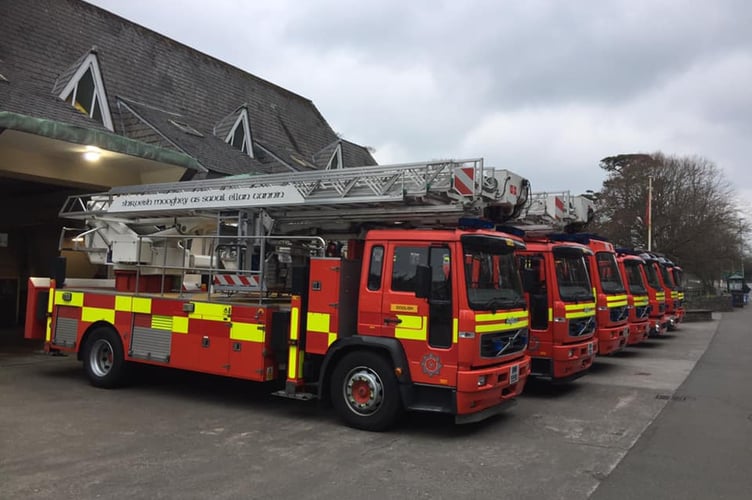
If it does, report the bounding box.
[0,0,376,325]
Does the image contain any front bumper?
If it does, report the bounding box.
[649,318,668,337]
[597,326,629,355]
[455,356,530,417]
[627,321,649,345]
[547,338,597,379]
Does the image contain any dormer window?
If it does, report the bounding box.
[326,143,343,170]
[57,52,113,130]
[225,108,253,157]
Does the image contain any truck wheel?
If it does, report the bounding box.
[330,351,403,431]
[83,327,128,388]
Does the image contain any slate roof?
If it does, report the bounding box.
[0,0,377,176]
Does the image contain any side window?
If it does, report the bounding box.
[391,246,427,292]
[367,245,384,290]
[429,247,451,301]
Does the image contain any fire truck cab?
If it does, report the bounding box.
[513,233,597,381]
[547,234,629,355]
[615,252,650,345]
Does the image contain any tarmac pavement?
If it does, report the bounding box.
[591,305,752,500]
[0,310,745,499]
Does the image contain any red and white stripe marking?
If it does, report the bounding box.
[452,166,476,196]
[213,274,260,288]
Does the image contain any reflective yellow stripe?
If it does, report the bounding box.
[55,290,84,307]
[46,288,54,342]
[45,317,52,342]
[606,295,628,307]
[633,296,649,306]
[678,292,685,299]
[475,310,528,322]
[115,296,132,312]
[476,310,528,333]
[307,312,330,333]
[395,315,427,341]
[81,307,115,324]
[173,316,189,334]
[132,297,152,314]
[452,318,458,344]
[671,291,679,299]
[477,318,529,333]
[548,307,553,322]
[151,315,172,330]
[328,332,337,346]
[288,306,300,379]
[566,310,595,319]
[288,346,299,379]
[565,302,596,311]
[606,294,627,303]
[230,322,265,342]
[656,292,665,300]
[189,302,230,320]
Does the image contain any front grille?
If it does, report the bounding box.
[609,305,628,322]
[480,328,528,358]
[659,303,666,313]
[636,305,650,319]
[569,316,595,337]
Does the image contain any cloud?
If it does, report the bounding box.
[87,0,752,204]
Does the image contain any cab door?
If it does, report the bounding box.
[380,242,458,386]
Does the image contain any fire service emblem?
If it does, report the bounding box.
[421,353,443,377]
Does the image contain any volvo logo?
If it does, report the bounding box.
[505,317,521,325]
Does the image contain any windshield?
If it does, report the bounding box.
[553,249,593,302]
[672,268,683,290]
[643,262,662,289]
[596,252,626,294]
[462,235,525,311]
[660,265,676,289]
[624,260,647,295]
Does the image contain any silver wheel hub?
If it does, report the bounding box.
[343,366,384,416]
[90,338,114,377]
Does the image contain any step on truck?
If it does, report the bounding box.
[24,159,533,431]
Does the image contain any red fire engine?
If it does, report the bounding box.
[513,232,597,381]
[617,250,667,336]
[615,252,650,345]
[24,159,533,431]
[498,192,598,382]
[546,234,629,355]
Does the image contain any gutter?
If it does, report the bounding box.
[0,110,205,172]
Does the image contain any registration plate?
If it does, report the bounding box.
[587,342,594,356]
[510,364,519,384]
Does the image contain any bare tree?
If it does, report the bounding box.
[592,153,745,290]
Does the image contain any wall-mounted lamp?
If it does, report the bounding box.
[83,145,102,162]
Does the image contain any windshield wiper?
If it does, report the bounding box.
[564,291,594,302]
[478,298,526,312]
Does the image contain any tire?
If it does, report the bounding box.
[330,351,403,431]
[82,327,128,388]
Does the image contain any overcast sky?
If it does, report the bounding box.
[88,0,752,209]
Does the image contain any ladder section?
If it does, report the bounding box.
[59,158,530,224]
[523,191,595,229]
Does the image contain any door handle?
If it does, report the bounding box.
[384,317,402,325]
